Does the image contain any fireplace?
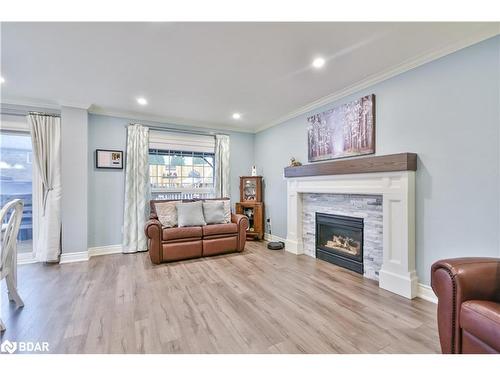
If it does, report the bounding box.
[315,212,364,274]
[286,168,418,298]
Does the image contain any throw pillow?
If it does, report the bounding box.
[154,200,180,228]
[176,201,207,227]
[210,199,231,223]
[202,201,226,224]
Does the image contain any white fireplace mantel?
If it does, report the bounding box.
[285,171,417,299]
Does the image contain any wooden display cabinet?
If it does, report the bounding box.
[235,202,264,241]
[240,176,262,202]
[237,176,264,240]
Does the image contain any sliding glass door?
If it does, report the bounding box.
[0,130,33,253]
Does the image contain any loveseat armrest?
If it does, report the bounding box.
[231,213,249,252]
[431,257,500,353]
[145,219,162,264]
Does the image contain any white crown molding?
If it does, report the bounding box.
[255,28,500,133]
[1,98,61,112]
[2,97,253,133]
[60,101,92,110]
[88,106,255,134]
[2,97,90,111]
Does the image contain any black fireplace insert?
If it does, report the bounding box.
[315,212,364,274]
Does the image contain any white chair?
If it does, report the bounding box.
[0,199,25,332]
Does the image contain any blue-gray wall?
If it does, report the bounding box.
[88,114,254,248]
[61,106,88,254]
[87,36,499,285]
[254,36,500,285]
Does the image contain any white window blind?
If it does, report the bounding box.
[149,130,215,153]
[0,114,30,131]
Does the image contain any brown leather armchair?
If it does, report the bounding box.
[145,199,249,264]
[431,258,500,354]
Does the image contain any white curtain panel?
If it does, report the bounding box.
[122,124,150,253]
[27,113,62,262]
[214,134,230,198]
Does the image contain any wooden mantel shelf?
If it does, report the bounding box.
[284,153,417,178]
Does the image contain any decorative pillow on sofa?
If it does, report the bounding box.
[176,201,207,227]
[202,201,226,224]
[210,199,231,223]
[154,200,180,228]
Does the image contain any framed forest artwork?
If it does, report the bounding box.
[307,94,375,162]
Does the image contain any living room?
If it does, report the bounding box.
[0,1,499,372]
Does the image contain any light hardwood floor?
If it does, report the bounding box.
[1,241,440,353]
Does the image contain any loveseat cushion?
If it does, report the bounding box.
[202,236,237,256]
[162,240,202,262]
[202,223,238,237]
[163,226,202,241]
[460,300,500,352]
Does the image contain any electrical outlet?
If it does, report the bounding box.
[266,217,272,235]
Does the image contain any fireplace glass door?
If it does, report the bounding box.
[315,212,364,274]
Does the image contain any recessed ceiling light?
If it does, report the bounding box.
[0,76,4,84]
[232,113,241,120]
[136,97,148,105]
[312,57,326,69]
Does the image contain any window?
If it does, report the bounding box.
[149,149,215,200]
[148,130,216,200]
[0,130,33,253]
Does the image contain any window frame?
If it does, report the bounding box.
[148,148,215,199]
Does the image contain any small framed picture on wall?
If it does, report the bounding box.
[95,149,123,169]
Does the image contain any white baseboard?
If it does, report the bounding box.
[417,283,437,304]
[59,244,123,264]
[88,244,123,257]
[60,251,90,264]
[17,252,37,265]
[20,244,124,265]
[263,233,286,243]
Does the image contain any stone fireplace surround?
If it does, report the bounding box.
[302,193,383,280]
[285,170,417,299]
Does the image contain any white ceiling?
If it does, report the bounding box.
[1,22,498,132]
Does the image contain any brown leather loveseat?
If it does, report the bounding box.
[431,257,500,354]
[145,199,249,264]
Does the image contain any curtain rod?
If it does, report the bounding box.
[127,123,229,137]
[28,111,61,117]
[1,110,60,118]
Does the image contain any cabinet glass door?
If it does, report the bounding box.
[243,179,257,201]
